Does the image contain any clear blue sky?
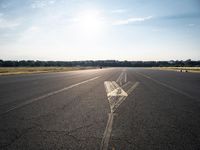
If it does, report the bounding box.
[0,0,200,61]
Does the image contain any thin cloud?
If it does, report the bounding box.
[160,13,200,20]
[111,9,127,13]
[0,14,20,29]
[31,0,56,8]
[188,24,195,27]
[112,16,153,25]
[1,2,11,9]
[152,29,161,32]
[28,26,40,32]
[18,26,41,42]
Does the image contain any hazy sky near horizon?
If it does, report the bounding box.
[0,0,200,61]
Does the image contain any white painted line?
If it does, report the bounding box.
[100,113,115,150]
[116,72,122,83]
[102,72,140,150]
[117,70,127,86]
[112,97,125,113]
[107,87,128,97]
[136,71,197,100]
[112,82,140,112]
[116,71,124,86]
[124,72,127,83]
[122,81,131,89]
[112,81,119,89]
[104,81,112,94]
[120,72,124,86]
[104,81,128,111]
[1,76,100,115]
[104,81,139,112]
[127,81,140,95]
[105,81,127,97]
[104,81,119,94]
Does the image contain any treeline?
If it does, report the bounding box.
[0,59,199,67]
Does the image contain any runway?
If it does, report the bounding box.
[0,68,200,149]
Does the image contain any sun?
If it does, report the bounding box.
[76,10,104,33]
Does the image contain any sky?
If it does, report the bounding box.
[0,0,200,61]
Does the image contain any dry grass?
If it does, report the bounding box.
[152,67,200,73]
[0,67,95,75]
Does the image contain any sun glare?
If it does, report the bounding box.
[76,10,104,34]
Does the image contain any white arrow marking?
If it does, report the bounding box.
[101,71,139,150]
[104,81,128,97]
[116,71,127,86]
[104,81,128,112]
[107,87,127,97]
[112,82,139,112]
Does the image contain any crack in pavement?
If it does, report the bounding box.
[0,126,35,149]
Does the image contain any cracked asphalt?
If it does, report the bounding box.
[0,68,200,150]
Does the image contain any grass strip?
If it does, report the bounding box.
[0,67,96,75]
[151,67,200,73]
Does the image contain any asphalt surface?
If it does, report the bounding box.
[0,68,200,150]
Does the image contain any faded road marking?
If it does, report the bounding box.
[101,70,139,150]
[124,72,127,83]
[0,76,100,115]
[116,71,127,86]
[100,113,115,150]
[136,71,197,100]
[116,72,123,86]
[104,81,128,97]
[112,82,140,112]
[104,81,128,112]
